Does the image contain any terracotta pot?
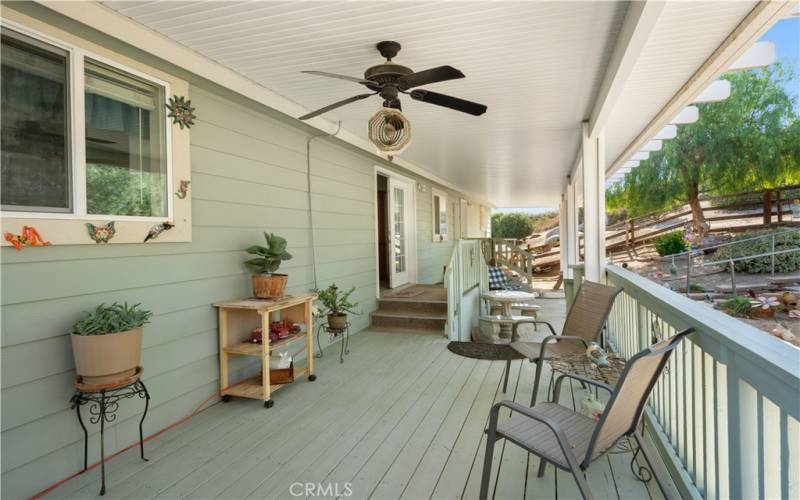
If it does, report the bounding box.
[751,307,775,319]
[71,328,142,385]
[327,313,348,330]
[252,273,288,299]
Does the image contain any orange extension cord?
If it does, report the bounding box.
[30,380,247,499]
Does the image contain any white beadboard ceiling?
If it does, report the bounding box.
[102,1,756,207]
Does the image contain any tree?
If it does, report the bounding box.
[491,212,535,239]
[607,64,800,235]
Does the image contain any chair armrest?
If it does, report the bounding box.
[518,321,557,335]
[552,373,613,404]
[538,335,590,360]
[486,400,582,470]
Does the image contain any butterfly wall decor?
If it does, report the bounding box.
[86,222,116,244]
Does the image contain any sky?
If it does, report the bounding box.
[497,15,800,216]
[758,17,800,110]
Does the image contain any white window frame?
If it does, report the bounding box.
[432,188,449,242]
[0,19,173,223]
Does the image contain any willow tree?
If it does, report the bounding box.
[607,64,800,235]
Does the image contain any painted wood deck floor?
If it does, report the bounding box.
[47,299,676,500]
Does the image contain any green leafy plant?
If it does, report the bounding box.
[715,230,800,274]
[71,302,152,336]
[317,284,359,316]
[653,231,687,256]
[245,232,292,274]
[722,296,753,318]
[491,212,535,239]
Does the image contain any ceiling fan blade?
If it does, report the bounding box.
[399,65,464,89]
[298,93,375,120]
[301,70,373,85]
[409,89,487,116]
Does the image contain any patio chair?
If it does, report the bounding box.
[480,328,693,500]
[509,281,623,405]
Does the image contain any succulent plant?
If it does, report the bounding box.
[245,232,292,274]
[71,302,152,336]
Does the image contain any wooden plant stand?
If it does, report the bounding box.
[214,293,316,408]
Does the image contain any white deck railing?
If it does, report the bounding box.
[445,239,487,341]
[605,264,800,500]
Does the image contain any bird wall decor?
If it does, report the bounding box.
[144,222,174,242]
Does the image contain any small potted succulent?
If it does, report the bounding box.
[71,303,152,385]
[317,283,359,330]
[245,232,292,299]
[750,295,780,319]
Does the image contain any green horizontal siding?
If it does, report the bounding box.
[0,10,480,499]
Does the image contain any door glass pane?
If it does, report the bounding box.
[1,30,70,212]
[85,59,167,217]
[393,186,406,273]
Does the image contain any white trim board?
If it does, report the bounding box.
[33,0,494,209]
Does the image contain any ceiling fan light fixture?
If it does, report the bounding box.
[369,107,411,155]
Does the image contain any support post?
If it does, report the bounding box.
[559,195,568,281]
[582,122,606,282]
[566,180,579,278]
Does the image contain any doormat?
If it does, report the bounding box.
[447,341,525,361]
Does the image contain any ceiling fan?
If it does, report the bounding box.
[298,41,487,120]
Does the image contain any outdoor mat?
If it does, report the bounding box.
[447,341,526,361]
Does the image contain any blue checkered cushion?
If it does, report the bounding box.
[488,267,508,290]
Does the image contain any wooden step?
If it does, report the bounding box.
[376,298,447,314]
[768,275,800,285]
[370,310,446,331]
[715,283,776,294]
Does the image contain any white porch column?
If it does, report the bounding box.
[565,179,578,278]
[581,122,606,282]
[558,194,568,278]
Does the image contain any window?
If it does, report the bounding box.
[85,60,167,217]
[432,189,448,241]
[0,25,170,220]
[1,29,71,212]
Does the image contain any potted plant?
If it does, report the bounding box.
[245,232,292,299]
[317,284,359,330]
[71,303,152,385]
[750,295,780,319]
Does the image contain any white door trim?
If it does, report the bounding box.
[374,166,418,297]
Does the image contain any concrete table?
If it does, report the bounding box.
[481,290,538,338]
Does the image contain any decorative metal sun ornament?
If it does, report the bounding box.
[368,107,411,157]
[166,95,196,129]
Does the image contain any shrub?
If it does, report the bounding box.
[491,213,535,239]
[714,230,800,273]
[653,231,687,256]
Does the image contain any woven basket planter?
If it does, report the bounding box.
[252,273,288,299]
[327,313,348,330]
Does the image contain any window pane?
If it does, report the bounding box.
[85,59,167,217]
[1,30,70,212]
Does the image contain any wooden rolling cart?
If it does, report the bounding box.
[214,293,316,408]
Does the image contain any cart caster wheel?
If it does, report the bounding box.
[221,395,232,403]
[264,400,274,408]
[308,374,317,382]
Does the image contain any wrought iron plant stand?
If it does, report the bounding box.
[316,322,351,363]
[70,367,150,496]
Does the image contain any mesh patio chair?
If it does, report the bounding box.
[508,281,623,405]
[480,328,693,500]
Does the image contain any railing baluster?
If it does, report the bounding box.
[717,359,729,500]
